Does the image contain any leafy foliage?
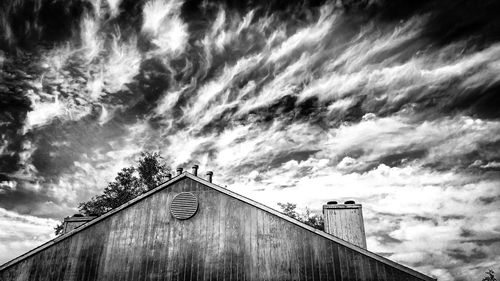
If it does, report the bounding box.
[137,152,170,191]
[277,202,324,230]
[277,202,299,220]
[483,270,497,281]
[78,152,170,216]
[303,208,325,230]
[54,223,64,236]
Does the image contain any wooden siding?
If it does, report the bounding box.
[323,204,367,249]
[0,177,430,281]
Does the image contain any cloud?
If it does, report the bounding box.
[142,0,188,56]
[0,207,58,265]
[24,90,68,131]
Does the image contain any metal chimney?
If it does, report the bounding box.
[206,171,213,183]
[166,173,172,180]
[192,165,199,176]
[322,200,367,249]
[176,167,183,175]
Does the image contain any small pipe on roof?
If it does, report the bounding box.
[177,167,183,175]
[206,171,213,183]
[192,165,199,176]
[166,173,172,180]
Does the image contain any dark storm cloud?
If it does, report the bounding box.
[0,183,55,217]
[377,149,428,167]
[448,247,488,263]
[0,0,91,49]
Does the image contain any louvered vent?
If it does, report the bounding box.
[170,192,198,220]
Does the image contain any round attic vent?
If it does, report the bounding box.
[170,192,198,220]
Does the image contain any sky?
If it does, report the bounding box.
[1,0,500,280]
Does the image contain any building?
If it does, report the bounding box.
[0,168,435,281]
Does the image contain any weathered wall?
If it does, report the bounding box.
[323,204,367,249]
[0,177,428,281]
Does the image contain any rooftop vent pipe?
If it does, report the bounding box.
[192,165,199,176]
[323,201,367,249]
[176,167,183,175]
[166,173,172,180]
[206,171,213,183]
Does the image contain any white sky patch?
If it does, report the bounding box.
[142,0,188,56]
[164,130,212,167]
[0,181,17,194]
[155,87,186,115]
[0,208,58,265]
[24,90,66,131]
[106,0,122,17]
[298,40,500,106]
[202,8,256,53]
[40,44,73,72]
[236,53,315,115]
[267,4,335,63]
[80,13,103,62]
[479,161,500,169]
[104,35,142,92]
[184,115,500,180]
[182,54,265,130]
[331,17,425,73]
[319,115,500,167]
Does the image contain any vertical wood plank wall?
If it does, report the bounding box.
[323,205,367,249]
[0,178,426,281]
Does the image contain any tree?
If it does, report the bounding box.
[303,207,324,230]
[483,270,497,281]
[54,223,64,236]
[277,202,299,220]
[137,152,170,191]
[55,152,170,235]
[78,152,170,215]
[277,202,324,231]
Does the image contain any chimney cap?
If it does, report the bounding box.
[327,201,338,205]
[192,165,199,176]
[206,171,213,183]
[193,164,199,168]
[344,200,356,204]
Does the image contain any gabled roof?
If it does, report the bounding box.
[0,172,436,281]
